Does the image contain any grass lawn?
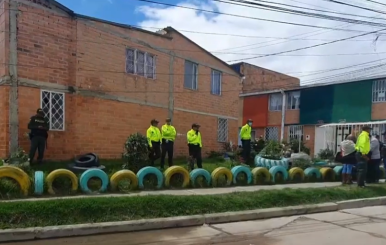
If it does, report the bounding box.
[0,184,385,229]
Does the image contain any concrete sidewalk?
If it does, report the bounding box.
[1,182,342,203]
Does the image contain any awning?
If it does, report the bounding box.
[319,120,386,128]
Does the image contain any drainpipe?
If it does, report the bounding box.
[280,90,286,142]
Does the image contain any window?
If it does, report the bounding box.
[184,60,198,90]
[287,91,300,110]
[211,69,222,95]
[269,93,283,111]
[372,80,386,103]
[40,90,65,131]
[288,125,303,141]
[125,48,156,79]
[265,127,279,141]
[218,118,228,142]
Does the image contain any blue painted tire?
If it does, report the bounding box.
[79,169,109,193]
[231,166,252,185]
[137,166,164,189]
[269,166,288,183]
[314,161,327,166]
[190,168,211,187]
[304,167,322,180]
[34,171,44,195]
[333,166,343,179]
[255,156,288,169]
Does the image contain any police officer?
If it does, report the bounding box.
[187,123,202,169]
[355,125,371,187]
[240,119,253,165]
[28,108,49,165]
[147,119,162,166]
[160,118,176,170]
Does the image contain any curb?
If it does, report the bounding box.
[1,197,386,242]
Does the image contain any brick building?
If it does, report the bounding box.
[0,0,242,160]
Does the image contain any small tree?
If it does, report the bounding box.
[122,133,149,173]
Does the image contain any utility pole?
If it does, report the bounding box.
[8,0,19,154]
[168,54,174,121]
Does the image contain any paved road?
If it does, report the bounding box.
[8,206,386,245]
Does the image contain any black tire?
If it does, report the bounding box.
[84,152,100,166]
[75,155,96,168]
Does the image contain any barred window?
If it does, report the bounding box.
[125,48,156,79]
[41,90,65,131]
[218,118,228,142]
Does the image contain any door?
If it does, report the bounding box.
[314,126,325,157]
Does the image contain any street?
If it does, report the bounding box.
[8,206,386,245]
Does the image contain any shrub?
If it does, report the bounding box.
[260,141,283,160]
[289,139,310,155]
[318,147,335,161]
[122,133,149,173]
[292,158,312,170]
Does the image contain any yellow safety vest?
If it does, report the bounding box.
[187,129,202,147]
[161,124,176,141]
[355,131,370,155]
[240,124,252,140]
[146,125,161,147]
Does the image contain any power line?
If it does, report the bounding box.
[324,0,386,14]
[227,27,386,62]
[364,0,386,7]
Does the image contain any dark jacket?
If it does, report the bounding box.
[335,151,357,164]
[28,115,49,138]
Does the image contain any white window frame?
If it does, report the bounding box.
[372,79,386,103]
[269,93,283,111]
[184,60,198,90]
[286,91,300,110]
[125,48,156,79]
[265,127,279,141]
[211,69,222,95]
[40,90,65,131]
[288,125,303,141]
[217,118,228,142]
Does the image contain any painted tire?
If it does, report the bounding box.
[34,171,44,195]
[269,165,289,183]
[320,167,335,181]
[304,167,321,180]
[251,167,271,184]
[46,169,78,195]
[79,169,109,193]
[255,156,288,169]
[137,166,164,189]
[190,168,211,187]
[288,167,305,182]
[0,166,31,196]
[164,166,190,188]
[211,167,232,187]
[231,166,252,185]
[110,170,138,191]
[333,166,343,179]
[314,161,327,166]
[380,166,385,179]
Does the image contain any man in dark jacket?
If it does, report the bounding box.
[28,108,49,165]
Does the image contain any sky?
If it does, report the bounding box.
[56,0,386,86]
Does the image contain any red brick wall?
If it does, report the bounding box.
[0,86,9,158]
[13,2,240,160]
[0,0,8,77]
[240,63,300,93]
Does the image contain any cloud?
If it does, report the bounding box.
[136,0,386,85]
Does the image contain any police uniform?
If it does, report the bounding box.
[147,119,162,166]
[187,123,202,169]
[240,119,253,165]
[28,108,49,164]
[160,118,176,169]
[355,125,371,187]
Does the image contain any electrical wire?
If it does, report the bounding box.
[363,0,386,7]
[323,0,386,15]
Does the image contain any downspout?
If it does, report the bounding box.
[280,90,286,142]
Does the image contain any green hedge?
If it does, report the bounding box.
[1,185,386,229]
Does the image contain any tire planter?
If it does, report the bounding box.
[288,167,305,182]
[211,167,232,187]
[74,154,97,168]
[320,167,335,181]
[304,167,321,181]
[164,166,190,188]
[34,171,44,195]
[190,169,211,187]
[269,166,289,183]
[333,166,343,180]
[255,156,289,169]
[251,167,271,184]
[46,169,78,195]
[314,161,327,166]
[0,166,31,196]
[137,166,163,189]
[110,170,138,191]
[79,169,109,193]
[231,166,252,185]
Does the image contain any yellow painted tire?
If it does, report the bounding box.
[251,167,271,184]
[110,170,138,191]
[164,166,190,188]
[211,167,232,187]
[46,169,78,195]
[320,167,335,181]
[288,167,305,182]
[0,166,31,196]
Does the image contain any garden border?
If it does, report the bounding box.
[1,197,386,242]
